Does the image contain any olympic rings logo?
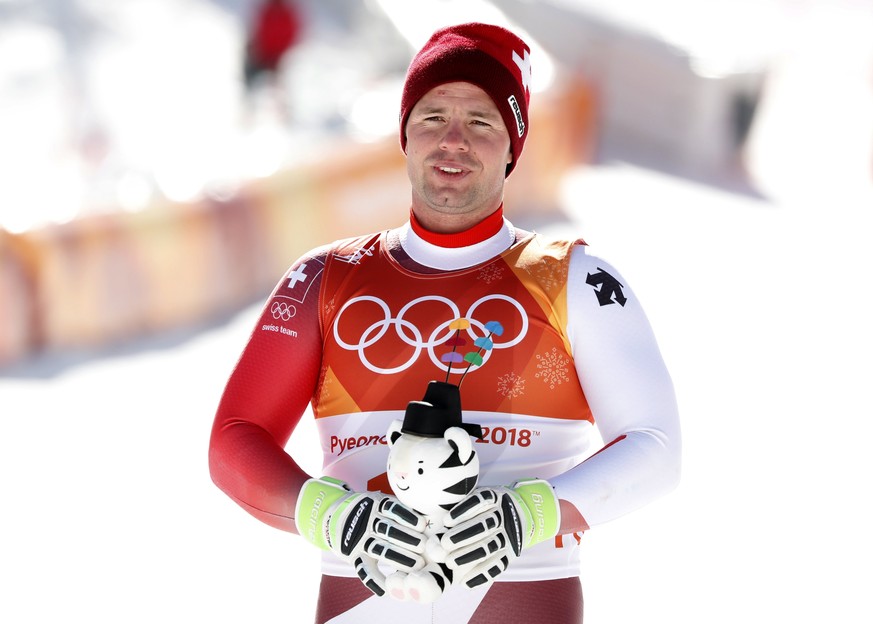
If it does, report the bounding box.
[332,294,528,375]
[271,300,296,321]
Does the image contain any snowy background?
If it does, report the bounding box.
[2,1,872,622]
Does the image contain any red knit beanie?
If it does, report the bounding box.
[399,22,532,177]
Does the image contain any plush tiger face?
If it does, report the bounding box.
[386,421,480,519]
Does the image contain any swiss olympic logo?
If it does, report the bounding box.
[271,299,296,321]
[332,294,528,375]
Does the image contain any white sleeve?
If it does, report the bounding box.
[549,245,681,527]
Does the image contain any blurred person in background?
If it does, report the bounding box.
[210,22,681,624]
[243,0,302,91]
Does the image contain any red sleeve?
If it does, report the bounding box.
[208,251,326,533]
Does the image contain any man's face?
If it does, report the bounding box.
[405,82,512,231]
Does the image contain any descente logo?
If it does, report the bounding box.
[508,95,525,137]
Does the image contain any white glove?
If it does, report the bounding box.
[295,476,428,597]
[438,479,561,589]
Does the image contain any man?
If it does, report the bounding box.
[209,22,681,624]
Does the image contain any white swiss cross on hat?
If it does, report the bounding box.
[512,49,532,94]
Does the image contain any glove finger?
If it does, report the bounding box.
[439,510,502,551]
[443,488,500,528]
[444,532,507,570]
[373,517,427,553]
[378,497,427,532]
[363,537,426,573]
[354,554,387,597]
[461,553,511,589]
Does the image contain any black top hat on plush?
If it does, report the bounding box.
[402,381,483,439]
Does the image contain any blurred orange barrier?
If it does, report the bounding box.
[0,230,39,363]
[506,74,598,213]
[0,76,596,367]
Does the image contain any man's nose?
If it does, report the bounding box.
[439,120,469,151]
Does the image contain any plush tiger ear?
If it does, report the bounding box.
[443,427,475,465]
[388,420,403,446]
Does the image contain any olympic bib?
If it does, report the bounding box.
[314,232,592,422]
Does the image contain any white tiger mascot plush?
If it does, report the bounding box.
[384,381,482,603]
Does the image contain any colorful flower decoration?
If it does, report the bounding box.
[441,318,505,385]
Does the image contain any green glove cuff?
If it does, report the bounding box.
[513,478,561,548]
[295,476,349,550]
